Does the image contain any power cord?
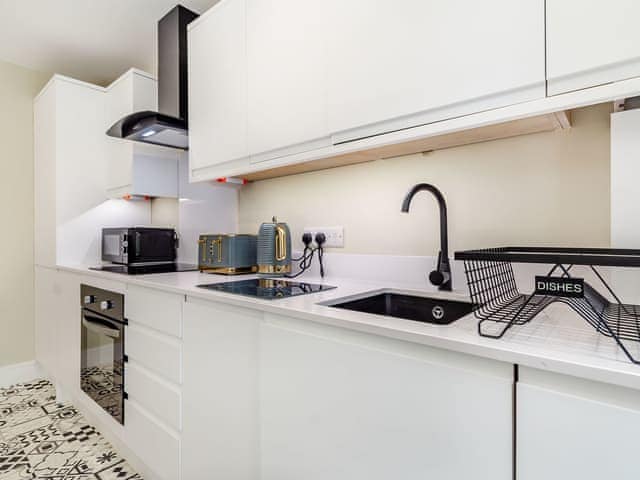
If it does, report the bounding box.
[287,232,327,279]
[315,233,326,278]
[287,233,316,279]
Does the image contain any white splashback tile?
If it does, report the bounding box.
[177,154,239,264]
[57,198,150,266]
[294,253,640,305]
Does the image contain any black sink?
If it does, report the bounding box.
[329,292,474,325]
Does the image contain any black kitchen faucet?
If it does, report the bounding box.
[401,183,452,291]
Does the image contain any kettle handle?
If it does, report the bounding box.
[275,225,287,261]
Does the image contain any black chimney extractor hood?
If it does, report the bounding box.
[107,5,198,150]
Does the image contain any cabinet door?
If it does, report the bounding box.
[260,315,513,480]
[327,0,545,142]
[35,266,58,377]
[105,74,136,193]
[54,271,82,396]
[124,399,180,480]
[188,0,248,177]
[34,268,81,393]
[34,86,57,268]
[547,0,640,95]
[247,0,328,161]
[182,299,260,480]
[517,367,640,480]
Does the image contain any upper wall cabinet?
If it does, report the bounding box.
[187,0,547,181]
[34,75,162,267]
[546,0,640,96]
[105,69,179,198]
[247,0,328,163]
[327,0,546,143]
[35,77,108,267]
[188,0,248,181]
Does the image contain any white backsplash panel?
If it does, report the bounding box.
[57,198,150,266]
[177,154,239,264]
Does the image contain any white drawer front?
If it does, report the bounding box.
[127,285,183,338]
[126,324,182,385]
[125,400,180,480]
[125,362,181,431]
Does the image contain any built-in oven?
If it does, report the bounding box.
[80,284,127,424]
[102,227,178,265]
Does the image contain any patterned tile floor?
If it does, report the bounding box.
[0,379,142,479]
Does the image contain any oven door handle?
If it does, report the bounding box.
[82,315,121,339]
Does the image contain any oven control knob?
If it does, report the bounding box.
[100,300,113,311]
[83,295,95,305]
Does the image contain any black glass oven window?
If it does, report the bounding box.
[81,313,124,424]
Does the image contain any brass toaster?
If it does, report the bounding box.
[198,234,258,274]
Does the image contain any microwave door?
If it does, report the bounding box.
[132,230,177,263]
[102,231,126,264]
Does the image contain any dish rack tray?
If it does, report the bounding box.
[453,247,640,364]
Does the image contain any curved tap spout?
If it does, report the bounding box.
[401,183,452,291]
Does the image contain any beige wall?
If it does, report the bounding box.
[239,103,611,255]
[0,60,49,367]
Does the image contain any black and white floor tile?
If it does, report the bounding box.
[0,379,142,479]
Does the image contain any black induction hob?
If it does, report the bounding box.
[90,263,199,275]
[197,278,336,299]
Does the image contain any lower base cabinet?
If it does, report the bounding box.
[40,278,640,479]
[123,399,180,480]
[517,367,640,480]
[260,314,513,480]
[182,300,514,479]
[35,266,82,395]
[182,298,261,480]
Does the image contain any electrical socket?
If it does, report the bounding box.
[303,226,344,248]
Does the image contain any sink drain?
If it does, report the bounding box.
[432,305,445,320]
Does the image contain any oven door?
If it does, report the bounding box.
[80,310,126,424]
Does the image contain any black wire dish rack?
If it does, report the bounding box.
[453,247,640,365]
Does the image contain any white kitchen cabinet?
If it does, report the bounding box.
[53,270,83,396]
[34,75,150,267]
[124,399,181,480]
[34,76,107,267]
[517,367,640,480]
[188,0,248,181]
[260,314,513,480]
[182,298,261,480]
[34,266,59,378]
[327,0,545,142]
[125,324,182,385]
[246,0,329,162]
[547,0,640,96]
[125,362,182,431]
[34,272,183,479]
[106,283,183,480]
[34,266,82,396]
[105,69,179,198]
[187,0,546,181]
[126,284,183,338]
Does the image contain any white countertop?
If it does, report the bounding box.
[57,263,640,390]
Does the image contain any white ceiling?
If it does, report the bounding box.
[0,0,219,86]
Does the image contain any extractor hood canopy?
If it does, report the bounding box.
[106,5,198,150]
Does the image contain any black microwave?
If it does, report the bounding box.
[102,227,178,265]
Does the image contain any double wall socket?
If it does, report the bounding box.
[303,226,344,248]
